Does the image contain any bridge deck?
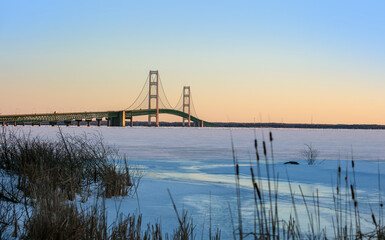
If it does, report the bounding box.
[0,111,118,123]
[0,109,213,126]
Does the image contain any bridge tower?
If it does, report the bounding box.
[182,86,191,127]
[148,70,159,127]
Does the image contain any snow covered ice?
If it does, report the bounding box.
[13,126,385,238]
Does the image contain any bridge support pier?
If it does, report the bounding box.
[96,119,102,127]
[64,120,71,127]
[110,111,125,127]
[182,86,191,127]
[14,122,17,126]
[130,117,133,127]
[76,120,82,127]
[1,122,4,127]
[22,122,25,126]
[38,123,41,127]
[148,70,159,127]
[86,120,92,127]
[201,120,204,127]
[49,121,57,127]
[6,122,9,126]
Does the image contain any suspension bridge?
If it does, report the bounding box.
[0,71,213,127]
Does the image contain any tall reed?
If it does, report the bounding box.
[231,129,384,239]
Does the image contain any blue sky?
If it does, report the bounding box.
[1,1,385,123]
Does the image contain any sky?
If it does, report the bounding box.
[1,1,385,124]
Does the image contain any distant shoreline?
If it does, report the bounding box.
[134,121,385,130]
[209,122,385,130]
[6,121,385,130]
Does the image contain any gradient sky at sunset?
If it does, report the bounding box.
[1,1,385,124]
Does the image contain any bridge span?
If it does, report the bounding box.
[0,109,212,127]
[0,70,212,127]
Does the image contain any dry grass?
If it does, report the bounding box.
[0,127,138,201]
[229,130,384,239]
[1,126,384,239]
[23,188,166,240]
[0,127,142,239]
[0,127,200,240]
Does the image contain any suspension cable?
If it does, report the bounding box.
[134,93,149,110]
[124,75,149,110]
[190,92,199,118]
[158,75,174,109]
[159,96,169,109]
[173,92,183,110]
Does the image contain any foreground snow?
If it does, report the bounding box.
[13,126,385,238]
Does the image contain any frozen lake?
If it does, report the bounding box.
[13,126,385,238]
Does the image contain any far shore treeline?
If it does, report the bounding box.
[6,121,385,130]
[109,121,385,129]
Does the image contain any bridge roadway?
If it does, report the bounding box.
[0,109,213,127]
